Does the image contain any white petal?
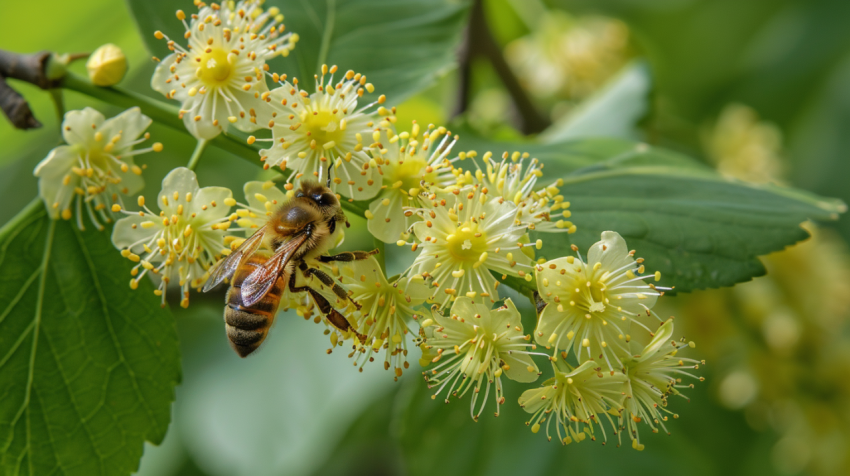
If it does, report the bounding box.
[181,95,223,140]
[396,275,431,307]
[243,181,287,210]
[533,303,580,347]
[587,231,633,272]
[151,53,194,103]
[491,298,522,331]
[158,167,200,212]
[518,385,555,413]
[228,85,272,133]
[34,145,79,218]
[62,108,104,146]
[332,152,381,200]
[112,214,159,251]
[367,191,411,243]
[193,186,234,221]
[502,351,538,383]
[98,107,152,152]
[639,319,674,361]
[116,159,146,197]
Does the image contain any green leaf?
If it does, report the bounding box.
[538,60,652,143]
[0,201,180,476]
[544,139,845,292]
[125,0,471,104]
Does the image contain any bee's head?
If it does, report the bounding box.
[295,180,340,215]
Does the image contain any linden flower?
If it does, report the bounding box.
[334,256,430,378]
[534,231,666,371]
[365,123,458,243]
[621,319,703,450]
[422,297,540,420]
[463,151,575,233]
[151,1,298,139]
[257,65,390,200]
[403,184,535,309]
[505,12,631,101]
[519,359,626,445]
[112,167,234,307]
[34,107,161,230]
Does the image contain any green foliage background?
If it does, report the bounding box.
[1,0,849,475]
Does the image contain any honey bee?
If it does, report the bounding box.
[203,178,376,357]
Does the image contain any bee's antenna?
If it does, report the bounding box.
[326,164,332,188]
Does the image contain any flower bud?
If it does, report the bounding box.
[86,44,127,86]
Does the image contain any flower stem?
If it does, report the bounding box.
[373,238,386,273]
[48,89,64,123]
[60,72,258,163]
[187,139,208,170]
[316,0,336,73]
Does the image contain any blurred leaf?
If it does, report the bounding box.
[455,126,694,178]
[125,0,471,104]
[539,61,652,143]
[309,386,404,476]
[164,302,393,476]
[332,376,738,476]
[551,140,845,292]
[788,51,850,243]
[0,202,180,476]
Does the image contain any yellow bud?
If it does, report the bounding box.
[86,44,128,86]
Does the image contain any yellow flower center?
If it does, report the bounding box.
[571,274,607,313]
[302,108,344,147]
[196,48,234,86]
[389,157,439,194]
[446,222,488,263]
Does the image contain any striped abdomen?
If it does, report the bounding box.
[224,255,286,357]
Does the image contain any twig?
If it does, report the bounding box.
[0,74,40,129]
[0,50,66,130]
[187,139,209,170]
[0,50,59,89]
[451,19,474,119]
[373,239,386,273]
[453,0,550,134]
[48,89,64,122]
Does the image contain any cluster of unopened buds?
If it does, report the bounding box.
[32,0,703,450]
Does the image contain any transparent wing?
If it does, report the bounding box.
[202,226,266,292]
[241,232,308,307]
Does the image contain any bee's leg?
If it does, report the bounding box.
[317,249,379,263]
[290,273,366,341]
[302,266,361,310]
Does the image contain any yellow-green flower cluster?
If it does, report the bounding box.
[58,0,708,455]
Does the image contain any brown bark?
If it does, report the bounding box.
[0,74,41,129]
[0,50,66,130]
[452,0,550,134]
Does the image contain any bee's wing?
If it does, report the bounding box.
[202,226,267,292]
[240,232,309,307]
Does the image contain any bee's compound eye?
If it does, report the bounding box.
[313,194,324,205]
[320,193,335,205]
[295,191,305,198]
